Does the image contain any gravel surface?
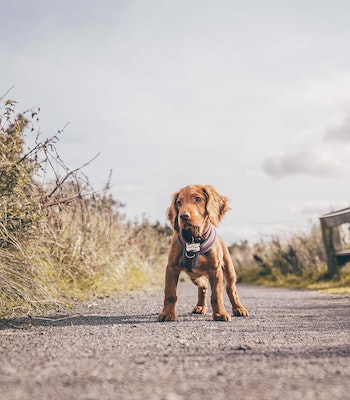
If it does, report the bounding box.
[0,282,349,400]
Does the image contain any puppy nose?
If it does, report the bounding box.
[180,212,190,221]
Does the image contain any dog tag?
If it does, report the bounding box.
[186,242,200,252]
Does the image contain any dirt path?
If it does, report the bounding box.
[0,282,349,400]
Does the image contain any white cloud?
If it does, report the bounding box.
[263,146,350,177]
[289,200,350,218]
[324,114,350,142]
[263,111,350,178]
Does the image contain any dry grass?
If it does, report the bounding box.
[230,225,350,294]
[0,185,170,317]
[0,97,170,317]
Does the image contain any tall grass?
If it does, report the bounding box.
[229,224,350,292]
[0,96,170,317]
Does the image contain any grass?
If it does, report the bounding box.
[0,97,170,317]
[307,272,350,294]
[0,193,170,318]
[231,228,350,295]
[238,265,350,294]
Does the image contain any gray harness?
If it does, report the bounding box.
[177,225,217,272]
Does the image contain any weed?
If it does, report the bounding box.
[230,224,350,292]
[0,95,170,317]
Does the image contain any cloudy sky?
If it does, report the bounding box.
[1,0,350,243]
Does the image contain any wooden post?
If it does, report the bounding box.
[320,218,337,277]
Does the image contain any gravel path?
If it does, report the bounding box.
[0,282,349,400]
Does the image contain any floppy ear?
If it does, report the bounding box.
[167,191,180,232]
[202,185,231,226]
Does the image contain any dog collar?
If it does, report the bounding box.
[177,225,217,272]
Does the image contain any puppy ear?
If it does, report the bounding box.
[167,191,180,231]
[202,185,231,226]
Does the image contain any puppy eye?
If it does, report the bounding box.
[177,200,182,207]
[194,196,202,203]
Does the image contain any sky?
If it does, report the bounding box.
[1,0,350,244]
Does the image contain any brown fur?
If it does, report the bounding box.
[158,184,248,322]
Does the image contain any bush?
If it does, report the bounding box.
[230,224,329,287]
[0,95,171,317]
[0,102,43,245]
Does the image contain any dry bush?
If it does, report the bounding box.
[229,224,329,286]
[0,95,170,317]
[40,187,170,297]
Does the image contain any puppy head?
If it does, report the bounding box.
[167,184,230,232]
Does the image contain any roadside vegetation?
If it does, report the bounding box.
[0,96,170,317]
[229,225,350,294]
[0,95,348,318]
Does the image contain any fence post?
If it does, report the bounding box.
[320,218,338,277]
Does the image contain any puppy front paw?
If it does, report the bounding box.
[232,306,249,317]
[192,305,208,314]
[158,310,177,322]
[213,311,232,321]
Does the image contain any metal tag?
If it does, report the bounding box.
[186,242,200,252]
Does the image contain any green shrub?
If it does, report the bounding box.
[0,102,43,245]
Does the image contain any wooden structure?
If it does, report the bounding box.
[320,207,350,276]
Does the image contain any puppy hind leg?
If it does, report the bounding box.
[209,269,232,321]
[191,276,208,314]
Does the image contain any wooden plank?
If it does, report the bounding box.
[335,250,350,256]
[320,208,350,228]
[321,213,350,228]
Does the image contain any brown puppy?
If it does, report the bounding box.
[158,184,248,322]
